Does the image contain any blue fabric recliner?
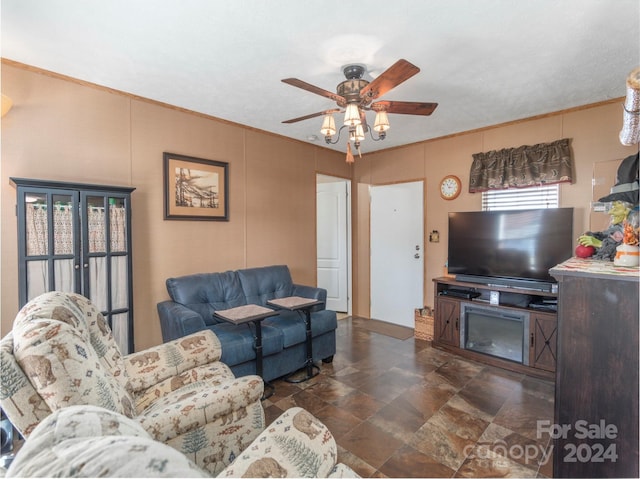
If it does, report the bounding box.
[157,265,337,382]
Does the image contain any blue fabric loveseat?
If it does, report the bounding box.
[157,265,337,382]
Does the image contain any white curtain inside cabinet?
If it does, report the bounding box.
[25,203,128,313]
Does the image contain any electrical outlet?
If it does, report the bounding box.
[490,291,500,305]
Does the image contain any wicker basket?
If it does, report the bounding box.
[414,308,434,341]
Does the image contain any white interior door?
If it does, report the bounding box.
[317,176,350,312]
[370,181,424,327]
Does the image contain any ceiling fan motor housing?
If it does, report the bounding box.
[337,79,370,104]
[343,64,365,79]
[338,64,372,105]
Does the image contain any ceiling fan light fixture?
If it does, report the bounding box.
[353,124,365,142]
[282,59,436,161]
[343,103,361,127]
[373,110,390,132]
[320,113,336,136]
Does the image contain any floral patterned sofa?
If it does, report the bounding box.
[3,404,359,477]
[0,291,265,475]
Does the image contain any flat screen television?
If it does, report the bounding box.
[448,208,574,291]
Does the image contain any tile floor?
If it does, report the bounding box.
[262,316,555,478]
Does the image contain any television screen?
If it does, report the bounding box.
[448,208,574,287]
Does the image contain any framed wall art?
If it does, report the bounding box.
[163,152,229,221]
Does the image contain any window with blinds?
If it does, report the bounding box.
[482,184,559,211]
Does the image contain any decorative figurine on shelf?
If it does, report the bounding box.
[577,152,639,262]
[613,208,640,266]
[599,153,639,205]
[578,201,632,260]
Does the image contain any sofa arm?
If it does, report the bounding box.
[124,330,222,394]
[136,375,264,443]
[292,284,327,311]
[5,405,207,478]
[157,301,207,341]
[218,407,337,478]
[0,332,50,439]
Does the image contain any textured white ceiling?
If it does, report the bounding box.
[2,0,639,153]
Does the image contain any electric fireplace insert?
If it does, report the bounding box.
[459,302,530,365]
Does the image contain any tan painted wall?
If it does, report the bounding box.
[352,103,637,317]
[1,63,349,350]
[2,62,636,349]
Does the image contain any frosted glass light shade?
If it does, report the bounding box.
[320,114,336,136]
[343,103,361,126]
[354,124,365,141]
[373,111,390,132]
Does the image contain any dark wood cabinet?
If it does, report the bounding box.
[434,296,459,346]
[432,277,557,379]
[11,177,136,354]
[529,311,557,372]
[550,258,639,478]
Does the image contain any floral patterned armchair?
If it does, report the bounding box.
[0,291,265,475]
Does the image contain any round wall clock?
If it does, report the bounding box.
[440,175,462,200]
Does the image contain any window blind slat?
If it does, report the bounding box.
[482,185,559,211]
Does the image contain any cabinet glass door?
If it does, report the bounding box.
[82,193,132,353]
[18,188,80,305]
[52,194,77,294]
[109,197,129,311]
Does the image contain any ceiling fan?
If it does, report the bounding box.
[281,59,438,161]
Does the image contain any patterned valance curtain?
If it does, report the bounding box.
[469,138,573,193]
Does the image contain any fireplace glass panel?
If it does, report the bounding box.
[461,304,529,365]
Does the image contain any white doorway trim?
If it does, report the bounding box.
[316,174,352,314]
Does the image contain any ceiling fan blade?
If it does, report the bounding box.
[372,101,438,116]
[359,59,420,101]
[282,108,341,124]
[281,78,346,105]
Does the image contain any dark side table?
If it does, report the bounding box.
[267,296,323,383]
[214,304,279,399]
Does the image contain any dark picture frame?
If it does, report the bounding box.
[163,152,229,221]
